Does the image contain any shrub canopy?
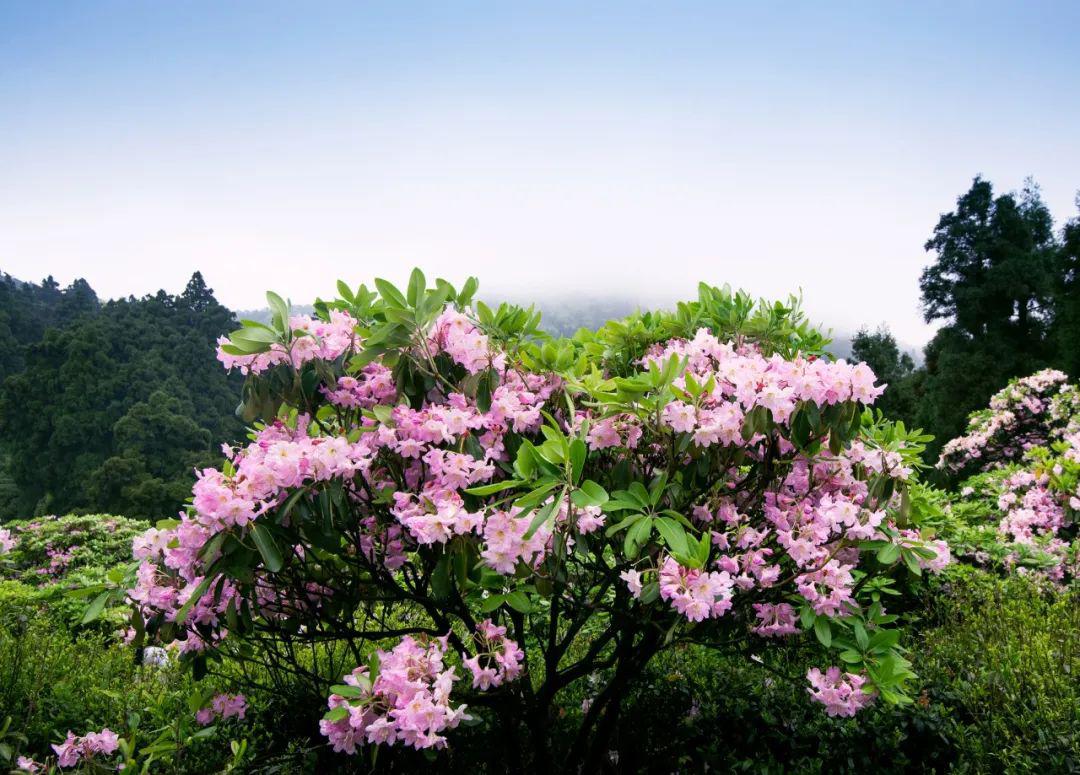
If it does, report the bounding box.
[124,272,947,768]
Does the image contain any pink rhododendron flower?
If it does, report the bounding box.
[50,727,120,768]
[658,556,734,622]
[620,569,643,599]
[463,620,525,690]
[751,602,799,637]
[52,732,81,768]
[320,635,469,752]
[0,527,15,554]
[806,667,875,717]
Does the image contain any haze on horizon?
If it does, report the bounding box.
[2,1,1078,347]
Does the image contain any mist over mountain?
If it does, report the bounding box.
[237,294,922,364]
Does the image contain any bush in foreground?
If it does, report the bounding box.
[71,273,946,771]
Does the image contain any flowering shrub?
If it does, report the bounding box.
[938,369,1080,475]
[0,514,146,586]
[13,719,246,774]
[196,693,248,726]
[939,371,1080,583]
[121,272,947,768]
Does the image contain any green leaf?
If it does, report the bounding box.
[323,706,350,722]
[578,479,609,506]
[175,575,213,624]
[605,512,644,537]
[336,280,355,303]
[407,268,426,307]
[504,590,532,613]
[814,617,832,648]
[374,278,408,308]
[569,438,586,484]
[649,472,668,506]
[654,517,690,557]
[329,684,364,699]
[627,482,650,507]
[466,479,525,496]
[266,290,290,333]
[431,555,452,601]
[854,621,869,651]
[458,276,479,306]
[902,549,923,576]
[231,326,279,345]
[514,479,560,510]
[370,404,394,426]
[876,543,901,565]
[479,594,505,612]
[250,524,284,572]
[523,498,559,540]
[624,516,653,559]
[82,590,110,624]
[513,442,538,480]
[695,531,711,566]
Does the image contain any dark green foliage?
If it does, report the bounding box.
[1052,199,1080,379]
[0,616,252,773]
[0,273,99,382]
[0,513,145,586]
[915,177,1058,457]
[915,568,1080,772]
[916,326,1046,457]
[920,177,1056,342]
[851,325,917,421]
[548,568,1080,773]
[0,273,244,519]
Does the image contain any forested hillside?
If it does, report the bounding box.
[0,273,244,520]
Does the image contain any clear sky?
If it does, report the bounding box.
[2,1,1078,346]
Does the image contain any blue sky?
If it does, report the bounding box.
[2,1,1078,346]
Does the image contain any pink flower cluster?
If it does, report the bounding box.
[217,311,360,375]
[581,413,643,451]
[997,470,1066,544]
[806,667,875,717]
[985,466,1075,582]
[321,364,397,408]
[427,309,506,374]
[751,602,800,637]
[320,635,469,752]
[196,693,248,725]
[130,289,949,740]
[50,727,120,768]
[642,329,883,446]
[0,527,14,554]
[130,355,560,651]
[939,369,1077,473]
[462,619,525,690]
[657,556,734,622]
[15,756,41,773]
[35,547,73,579]
[481,505,554,574]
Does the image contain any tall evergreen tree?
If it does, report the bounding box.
[916,177,1059,455]
[1052,197,1080,378]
